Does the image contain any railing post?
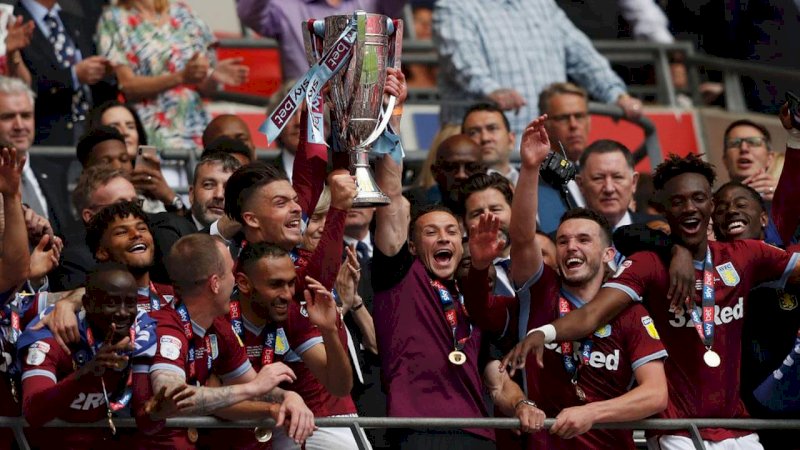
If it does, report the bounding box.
[688,424,707,450]
[349,422,372,450]
[723,71,747,113]
[12,422,30,450]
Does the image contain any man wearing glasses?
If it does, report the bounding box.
[722,120,778,202]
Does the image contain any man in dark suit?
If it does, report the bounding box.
[15,0,116,145]
[0,76,77,237]
[149,152,242,282]
[576,139,661,231]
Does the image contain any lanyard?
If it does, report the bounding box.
[430,279,472,351]
[558,295,594,378]
[86,325,136,417]
[147,282,165,312]
[689,247,715,349]
[230,300,279,367]
[175,303,212,383]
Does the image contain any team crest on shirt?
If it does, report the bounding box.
[612,260,633,279]
[594,324,612,338]
[715,262,740,287]
[778,290,799,311]
[275,328,289,355]
[209,334,219,360]
[26,341,50,366]
[641,316,660,340]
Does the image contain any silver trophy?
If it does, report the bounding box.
[304,11,403,207]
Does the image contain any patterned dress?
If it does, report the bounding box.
[96,2,215,151]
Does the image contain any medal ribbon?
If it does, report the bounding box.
[148,282,166,312]
[557,295,594,379]
[87,325,136,412]
[230,300,279,367]
[689,247,715,349]
[262,14,358,143]
[176,303,212,383]
[430,279,472,352]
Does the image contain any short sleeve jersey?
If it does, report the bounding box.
[136,307,252,448]
[523,265,667,450]
[136,283,176,313]
[603,239,799,441]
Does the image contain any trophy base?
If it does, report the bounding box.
[352,192,391,208]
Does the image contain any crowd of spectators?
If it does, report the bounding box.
[0,1,797,450]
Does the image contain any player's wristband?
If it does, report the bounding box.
[527,324,556,344]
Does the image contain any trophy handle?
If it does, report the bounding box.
[358,18,403,149]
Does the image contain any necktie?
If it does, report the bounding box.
[356,241,370,263]
[21,173,47,219]
[43,11,89,122]
[494,258,515,297]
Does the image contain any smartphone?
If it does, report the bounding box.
[134,145,158,171]
[787,91,800,130]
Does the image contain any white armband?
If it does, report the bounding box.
[527,324,556,344]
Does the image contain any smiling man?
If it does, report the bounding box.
[506,153,800,450]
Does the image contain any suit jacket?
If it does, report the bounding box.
[149,212,201,284]
[49,225,92,291]
[267,151,287,178]
[29,153,78,237]
[16,1,116,145]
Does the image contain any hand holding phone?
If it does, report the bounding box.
[786,91,800,130]
[134,145,159,171]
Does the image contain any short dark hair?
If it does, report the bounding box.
[723,119,772,152]
[461,172,513,207]
[713,181,766,213]
[408,203,458,242]
[76,125,126,167]
[559,207,612,246]
[652,153,716,191]
[579,139,635,170]
[86,200,149,255]
[166,234,227,297]
[86,100,148,145]
[462,102,510,132]
[224,161,289,225]
[192,152,242,183]
[237,242,289,276]
[85,261,133,300]
[202,136,254,163]
[72,166,130,214]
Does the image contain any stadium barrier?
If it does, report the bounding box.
[1,416,799,450]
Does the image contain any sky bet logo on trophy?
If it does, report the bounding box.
[263,10,403,207]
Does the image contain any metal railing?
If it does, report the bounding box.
[2,416,799,450]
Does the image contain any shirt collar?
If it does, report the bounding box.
[560,288,587,309]
[191,319,207,338]
[242,312,266,336]
[22,0,61,21]
[344,233,373,254]
[191,214,204,231]
[613,211,633,230]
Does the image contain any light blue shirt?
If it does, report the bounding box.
[433,0,627,136]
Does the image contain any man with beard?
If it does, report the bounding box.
[465,116,668,449]
[462,173,513,296]
[405,134,485,214]
[504,153,800,449]
[18,264,158,448]
[207,242,357,450]
[149,152,242,283]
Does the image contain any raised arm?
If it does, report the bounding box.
[502,286,633,375]
[0,147,30,294]
[550,360,667,439]
[374,154,410,257]
[772,103,800,245]
[510,115,550,286]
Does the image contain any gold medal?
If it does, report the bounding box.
[107,410,117,435]
[254,427,273,442]
[187,427,199,443]
[448,350,467,365]
[703,349,721,368]
[572,379,586,402]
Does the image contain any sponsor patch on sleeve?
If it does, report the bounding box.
[159,336,182,361]
[26,341,51,366]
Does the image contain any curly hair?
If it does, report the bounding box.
[652,153,716,191]
[85,200,149,255]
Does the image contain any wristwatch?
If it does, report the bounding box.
[514,399,537,410]
[166,195,186,212]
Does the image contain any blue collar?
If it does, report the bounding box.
[560,288,587,309]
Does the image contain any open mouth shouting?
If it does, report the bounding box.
[127,242,148,254]
[678,216,703,237]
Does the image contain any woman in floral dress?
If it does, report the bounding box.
[96,0,248,151]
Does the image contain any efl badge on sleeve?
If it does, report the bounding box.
[209,335,219,360]
[641,316,661,340]
[715,262,740,287]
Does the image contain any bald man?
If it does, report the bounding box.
[202,114,255,155]
[406,134,486,214]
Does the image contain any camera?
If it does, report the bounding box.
[539,150,577,187]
